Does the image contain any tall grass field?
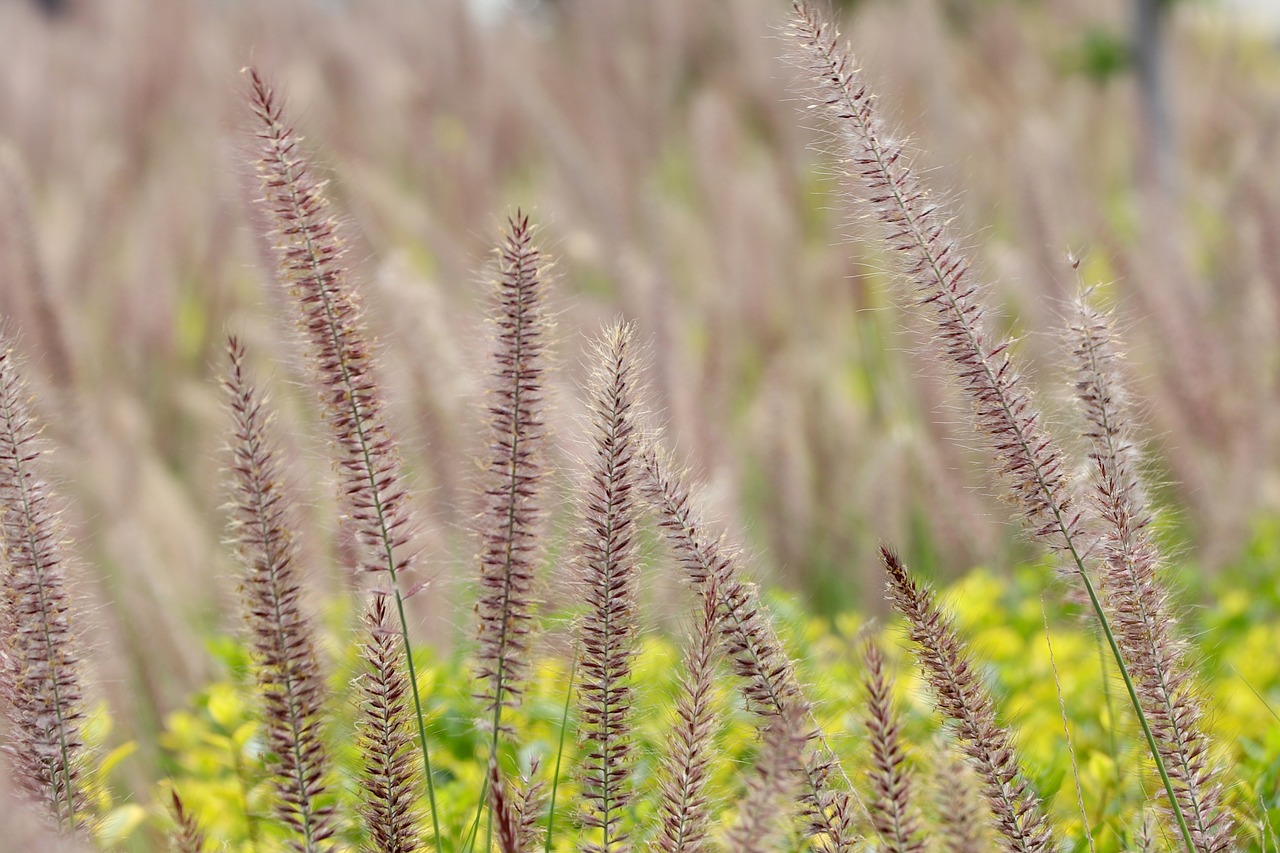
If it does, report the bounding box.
[0,0,1278,850]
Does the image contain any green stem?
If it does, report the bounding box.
[545,657,577,853]
[1097,633,1119,762]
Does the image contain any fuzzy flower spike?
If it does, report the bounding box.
[0,334,90,834]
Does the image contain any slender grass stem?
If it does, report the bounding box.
[1043,600,1096,853]
[546,657,576,853]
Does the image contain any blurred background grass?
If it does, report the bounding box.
[2,0,1280,828]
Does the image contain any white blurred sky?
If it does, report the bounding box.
[1187,0,1280,36]
[1218,0,1280,31]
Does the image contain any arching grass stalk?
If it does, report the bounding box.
[1097,636,1119,760]
[789,6,1224,848]
[1070,296,1227,849]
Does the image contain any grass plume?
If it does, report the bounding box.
[166,790,209,853]
[487,756,523,853]
[1070,295,1230,849]
[474,212,549,735]
[788,2,1080,555]
[641,449,858,852]
[789,5,1220,848]
[881,545,1055,853]
[513,759,546,852]
[245,67,439,847]
[355,594,423,853]
[651,573,722,853]
[722,703,808,853]
[0,761,93,852]
[222,338,336,851]
[861,639,924,853]
[0,333,88,833]
[932,746,992,853]
[574,322,643,853]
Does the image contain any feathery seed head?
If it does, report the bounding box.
[245,73,445,845]
[1069,299,1230,851]
[861,639,924,853]
[641,448,857,851]
[474,212,550,727]
[0,334,88,832]
[574,321,644,853]
[652,572,722,853]
[167,789,210,853]
[512,757,547,852]
[0,762,94,852]
[222,338,336,851]
[246,67,440,851]
[488,757,521,853]
[723,701,808,853]
[881,546,1054,853]
[789,8,1230,847]
[355,595,423,853]
[246,68,420,593]
[640,450,805,722]
[789,5,1082,557]
[933,743,993,853]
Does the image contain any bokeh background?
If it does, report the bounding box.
[2,0,1279,811]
